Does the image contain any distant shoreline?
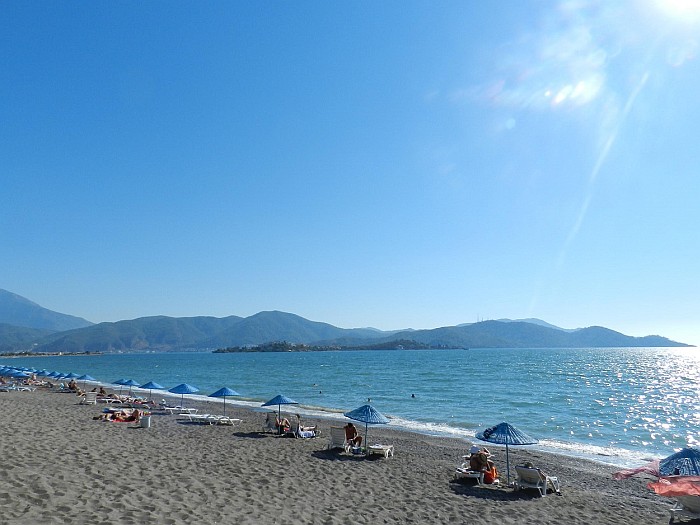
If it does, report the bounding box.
[0,351,101,358]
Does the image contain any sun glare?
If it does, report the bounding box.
[655,0,700,22]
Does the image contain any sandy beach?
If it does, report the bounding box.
[0,388,672,525]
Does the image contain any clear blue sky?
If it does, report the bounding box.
[2,1,699,345]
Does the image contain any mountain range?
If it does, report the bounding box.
[0,288,691,353]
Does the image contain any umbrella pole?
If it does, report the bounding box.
[506,443,511,485]
[365,422,369,455]
[223,397,226,416]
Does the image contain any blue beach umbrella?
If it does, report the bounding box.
[169,383,200,407]
[344,404,390,453]
[36,370,50,377]
[140,381,165,401]
[476,422,539,485]
[262,395,298,434]
[113,379,129,395]
[64,372,80,379]
[660,447,700,476]
[121,379,140,396]
[77,374,96,391]
[209,387,240,416]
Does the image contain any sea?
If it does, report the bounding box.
[4,347,698,468]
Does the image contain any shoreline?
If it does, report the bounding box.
[0,386,673,524]
[159,391,652,471]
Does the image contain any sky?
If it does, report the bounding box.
[2,1,699,345]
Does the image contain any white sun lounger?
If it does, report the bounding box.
[368,444,394,458]
[80,391,98,405]
[328,426,351,453]
[515,466,561,496]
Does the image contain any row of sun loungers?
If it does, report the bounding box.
[176,412,241,425]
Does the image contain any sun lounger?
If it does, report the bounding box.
[0,384,35,392]
[328,426,351,453]
[294,422,319,439]
[670,495,700,523]
[515,466,561,496]
[165,406,198,415]
[368,444,394,458]
[80,391,98,405]
[214,416,240,426]
[178,413,213,424]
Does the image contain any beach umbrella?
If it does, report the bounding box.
[169,383,200,407]
[64,372,80,379]
[344,404,390,453]
[262,394,298,434]
[209,387,240,416]
[140,381,165,402]
[121,379,140,396]
[113,378,130,395]
[614,447,700,480]
[660,447,700,476]
[476,422,539,485]
[36,370,50,377]
[77,374,96,391]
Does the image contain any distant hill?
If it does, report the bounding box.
[0,323,54,352]
[0,289,93,331]
[29,311,387,353]
[0,289,691,352]
[366,320,687,349]
[496,318,578,333]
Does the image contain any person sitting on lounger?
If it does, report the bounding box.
[469,445,493,471]
[276,416,291,433]
[344,422,362,447]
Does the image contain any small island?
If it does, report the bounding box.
[212,339,453,353]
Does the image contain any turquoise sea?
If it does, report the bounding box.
[4,347,698,468]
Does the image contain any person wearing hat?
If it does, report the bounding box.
[469,445,494,472]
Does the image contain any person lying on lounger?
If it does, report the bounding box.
[93,409,140,422]
[295,414,317,433]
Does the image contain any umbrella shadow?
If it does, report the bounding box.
[449,479,526,501]
[311,449,385,462]
[231,431,270,439]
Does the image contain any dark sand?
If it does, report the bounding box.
[0,388,672,524]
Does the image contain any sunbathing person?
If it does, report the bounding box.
[344,422,362,447]
[468,445,494,471]
[294,414,318,437]
[276,416,291,433]
[295,414,317,433]
[93,409,140,422]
